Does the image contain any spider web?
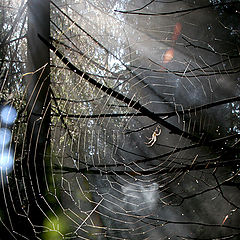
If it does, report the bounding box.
[0,0,240,239]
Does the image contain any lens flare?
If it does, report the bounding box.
[0,105,17,125]
[172,22,182,41]
[0,148,14,170]
[0,128,12,146]
[163,48,174,64]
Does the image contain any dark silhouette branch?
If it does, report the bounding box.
[122,0,156,13]
[114,2,240,16]
[213,173,240,209]
[51,112,144,119]
[52,96,240,122]
[50,0,157,92]
[182,36,238,57]
[64,131,239,172]
[54,158,240,179]
[143,215,240,230]
[50,1,128,72]
[145,54,240,77]
[52,97,100,103]
[149,56,240,78]
[176,172,240,207]
[38,34,200,143]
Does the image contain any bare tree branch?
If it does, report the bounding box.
[114,2,239,16]
[39,34,201,142]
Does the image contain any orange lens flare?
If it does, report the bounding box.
[172,22,182,41]
[161,22,181,65]
[163,48,174,64]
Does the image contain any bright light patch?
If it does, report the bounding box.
[0,128,12,146]
[1,105,17,125]
[0,148,14,170]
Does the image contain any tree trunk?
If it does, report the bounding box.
[25,0,51,236]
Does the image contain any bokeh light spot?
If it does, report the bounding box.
[0,105,17,125]
[0,148,14,170]
[0,128,12,146]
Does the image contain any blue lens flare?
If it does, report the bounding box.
[0,105,17,125]
[0,128,12,146]
[0,105,16,174]
[0,148,14,170]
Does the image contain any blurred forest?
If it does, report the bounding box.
[0,0,240,239]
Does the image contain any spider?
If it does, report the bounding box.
[145,125,161,147]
